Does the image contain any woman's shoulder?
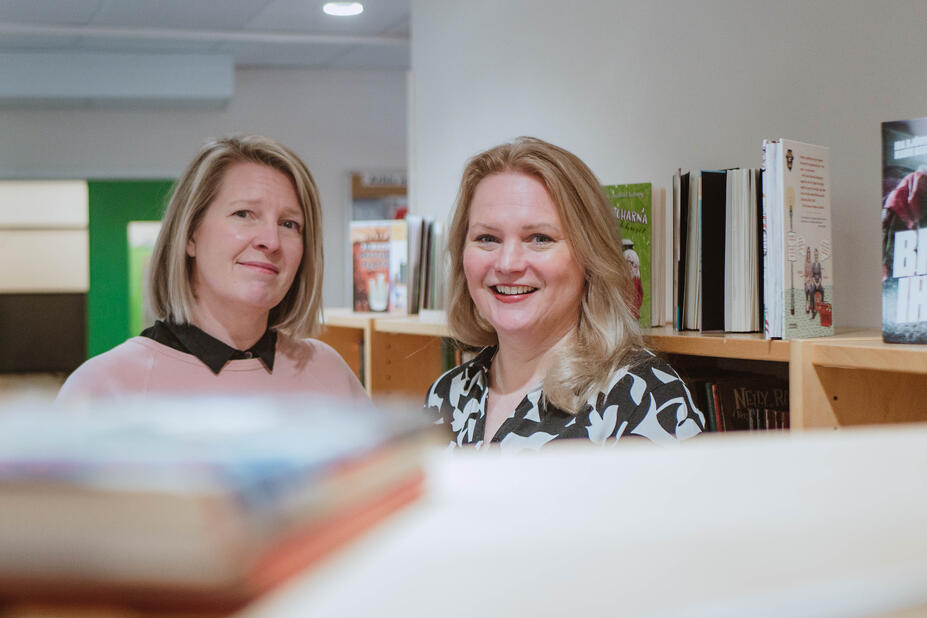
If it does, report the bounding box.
[276,334,367,398]
[56,338,163,402]
[427,347,492,388]
[276,333,347,367]
[425,346,493,406]
[605,348,684,388]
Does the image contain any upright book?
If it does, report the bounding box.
[882,116,927,343]
[603,183,656,329]
[350,220,408,313]
[762,139,834,339]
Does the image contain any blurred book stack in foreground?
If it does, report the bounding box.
[0,396,434,613]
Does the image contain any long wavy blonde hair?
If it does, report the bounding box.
[447,137,644,412]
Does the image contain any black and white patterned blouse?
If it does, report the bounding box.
[424,346,704,452]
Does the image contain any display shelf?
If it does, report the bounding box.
[373,315,451,338]
[318,310,450,399]
[320,309,927,431]
[317,309,377,394]
[790,332,927,429]
[642,326,790,362]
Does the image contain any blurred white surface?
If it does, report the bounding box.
[242,425,927,618]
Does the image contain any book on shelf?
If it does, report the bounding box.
[603,183,667,328]
[762,138,834,339]
[422,220,447,312]
[0,396,433,611]
[711,375,789,431]
[350,220,408,313]
[724,168,763,332]
[682,371,789,432]
[882,116,927,343]
[673,168,762,333]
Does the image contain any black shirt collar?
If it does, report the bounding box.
[140,320,277,375]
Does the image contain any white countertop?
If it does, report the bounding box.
[242,425,927,618]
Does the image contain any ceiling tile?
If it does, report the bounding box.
[325,44,410,70]
[0,0,103,25]
[89,0,271,30]
[0,34,81,50]
[0,0,410,69]
[248,0,409,35]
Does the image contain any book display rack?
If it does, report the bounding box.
[319,310,927,430]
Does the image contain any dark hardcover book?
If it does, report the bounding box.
[676,171,690,330]
[714,376,789,432]
[699,170,727,332]
[882,116,927,343]
[692,379,716,432]
[755,169,765,332]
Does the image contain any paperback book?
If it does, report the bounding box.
[882,116,927,343]
[762,139,834,339]
[350,220,408,313]
[603,183,656,328]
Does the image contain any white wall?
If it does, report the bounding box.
[410,0,927,329]
[0,68,408,308]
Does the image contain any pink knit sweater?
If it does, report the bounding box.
[56,334,369,406]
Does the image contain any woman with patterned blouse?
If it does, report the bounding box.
[425,137,704,451]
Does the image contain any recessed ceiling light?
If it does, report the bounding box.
[323,2,364,16]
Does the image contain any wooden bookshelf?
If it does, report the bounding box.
[369,315,449,400]
[319,310,451,400]
[320,309,927,431]
[642,326,790,362]
[318,308,378,394]
[791,332,927,429]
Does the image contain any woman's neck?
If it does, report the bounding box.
[490,329,573,396]
[190,302,269,351]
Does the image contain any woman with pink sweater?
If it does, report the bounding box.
[57,135,367,406]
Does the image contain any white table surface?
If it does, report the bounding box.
[240,425,927,618]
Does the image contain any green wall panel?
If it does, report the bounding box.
[87,180,174,358]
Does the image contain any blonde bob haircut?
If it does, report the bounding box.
[447,136,644,412]
[149,134,324,337]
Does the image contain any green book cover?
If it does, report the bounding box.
[603,183,652,329]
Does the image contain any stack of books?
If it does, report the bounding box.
[667,138,834,339]
[0,395,433,612]
[350,217,446,315]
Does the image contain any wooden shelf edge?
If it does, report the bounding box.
[809,336,927,374]
[373,316,451,338]
[643,328,790,362]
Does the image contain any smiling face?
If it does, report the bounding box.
[186,161,305,327]
[463,171,585,346]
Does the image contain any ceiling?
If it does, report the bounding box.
[0,0,410,70]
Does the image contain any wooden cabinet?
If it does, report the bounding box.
[319,310,927,429]
[790,332,927,429]
[319,309,449,400]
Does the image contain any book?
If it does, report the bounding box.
[724,168,762,332]
[882,117,927,343]
[673,170,690,330]
[762,139,834,339]
[0,396,432,611]
[603,183,655,329]
[350,220,408,313]
[712,375,789,432]
[698,171,727,332]
[651,187,669,326]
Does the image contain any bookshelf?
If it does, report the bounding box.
[790,332,927,429]
[319,308,377,394]
[318,310,450,400]
[318,310,927,430]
